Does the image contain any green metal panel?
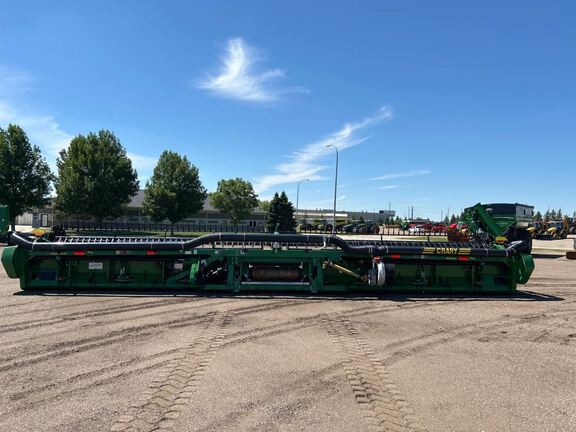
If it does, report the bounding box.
[1,246,20,278]
[0,205,8,240]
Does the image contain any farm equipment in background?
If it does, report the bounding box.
[446,203,534,252]
[352,220,380,234]
[527,222,545,238]
[536,218,570,240]
[1,202,535,294]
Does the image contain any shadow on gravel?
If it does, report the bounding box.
[532,253,566,259]
[13,289,564,302]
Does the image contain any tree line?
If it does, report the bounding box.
[0,124,296,234]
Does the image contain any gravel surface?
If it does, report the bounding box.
[0,249,575,432]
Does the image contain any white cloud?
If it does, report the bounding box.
[127,152,158,171]
[253,106,393,194]
[197,37,307,103]
[0,67,156,179]
[379,185,399,190]
[369,169,430,181]
[0,101,72,160]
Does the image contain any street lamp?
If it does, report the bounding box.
[326,144,339,234]
[296,178,310,223]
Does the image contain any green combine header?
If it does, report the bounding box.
[1,201,535,294]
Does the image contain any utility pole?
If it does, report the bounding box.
[296,179,310,223]
[326,144,339,234]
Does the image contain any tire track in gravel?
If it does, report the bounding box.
[0,298,241,349]
[0,313,212,372]
[1,314,219,417]
[379,307,576,368]
[218,300,459,349]
[0,298,206,333]
[322,314,423,432]
[0,300,291,369]
[0,296,134,317]
[0,300,305,412]
[193,363,345,432]
[109,312,233,432]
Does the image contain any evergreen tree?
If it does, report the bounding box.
[277,191,296,233]
[449,214,457,224]
[265,191,296,233]
[0,124,54,231]
[533,211,542,222]
[550,209,558,220]
[557,208,563,220]
[266,192,281,233]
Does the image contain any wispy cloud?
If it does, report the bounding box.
[253,106,393,194]
[0,66,157,179]
[0,101,72,160]
[197,37,307,103]
[127,152,158,171]
[379,185,399,190]
[369,169,430,181]
[0,66,35,96]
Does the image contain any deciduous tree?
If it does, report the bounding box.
[143,151,207,235]
[209,178,258,229]
[0,124,54,231]
[55,130,138,223]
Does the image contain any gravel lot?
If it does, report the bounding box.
[0,248,574,432]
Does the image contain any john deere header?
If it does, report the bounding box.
[1,203,534,294]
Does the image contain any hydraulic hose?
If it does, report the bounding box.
[7,232,529,258]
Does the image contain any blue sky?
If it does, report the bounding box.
[0,1,574,219]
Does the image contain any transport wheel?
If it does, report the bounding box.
[372,225,380,234]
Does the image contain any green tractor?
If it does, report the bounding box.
[353,220,380,234]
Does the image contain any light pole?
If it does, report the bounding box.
[326,144,339,234]
[296,178,310,223]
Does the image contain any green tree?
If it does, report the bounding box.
[265,191,296,233]
[55,130,138,224]
[443,215,450,224]
[550,209,558,220]
[209,178,259,229]
[259,200,271,213]
[143,151,207,235]
[449,214,457,224]
[557,208,563,220]
[0,124,54,231]
[533,211,542,222]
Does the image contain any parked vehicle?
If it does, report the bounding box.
[353,220,380,234]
